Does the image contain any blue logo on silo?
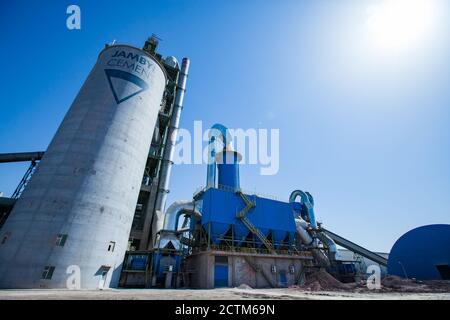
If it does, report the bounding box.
[104,69,149,104]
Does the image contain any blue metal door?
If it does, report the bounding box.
[279,271,287,287]
[214,264,228,287]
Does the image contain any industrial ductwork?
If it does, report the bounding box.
[156,200,201,250]
[151,58,190,248]
[290,190,338,266]
[162,200,201,231]
[295,217,330,267]
[290,190,317,229]
[317,232,338,262]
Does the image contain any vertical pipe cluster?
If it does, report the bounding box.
[155,58,190,213]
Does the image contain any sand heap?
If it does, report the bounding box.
[236,283,253,290]
[291,268,356,291]
[291,271,450,293]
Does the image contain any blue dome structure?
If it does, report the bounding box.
[387,224,450,280]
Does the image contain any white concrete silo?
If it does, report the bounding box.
[0,44,166,289]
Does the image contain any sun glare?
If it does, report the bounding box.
[366,0,437,52]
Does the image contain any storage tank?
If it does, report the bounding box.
[387,224,450,280]
[216,150,242,191]
[0,44,166,289]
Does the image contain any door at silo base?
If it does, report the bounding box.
[97,266,110,290]
[279,271,287,287]
[214,256,229,288]
[436,265,450,280]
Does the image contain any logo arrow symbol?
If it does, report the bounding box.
[104,69,149,104]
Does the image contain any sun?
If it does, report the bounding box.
[366,0,437,52]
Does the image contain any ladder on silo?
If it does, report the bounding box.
[236,191,275,253]
[12,160,38,199]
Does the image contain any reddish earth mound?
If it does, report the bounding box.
[381,275,450,293]
[290,268,356,291]
[289,270,450,293]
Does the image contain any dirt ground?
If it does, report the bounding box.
[0,288,449,300]
[2,272,449,300]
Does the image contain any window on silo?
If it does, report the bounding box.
[1,232,11,245]
[108,241,116,252]
[41,266,55,280]
[55,234,68,246]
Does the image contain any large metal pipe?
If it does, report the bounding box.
[291,190,337,266]
[317,232,338,262]
[162,200,201,231]
[206,124,232,188]
[295,218,314,246]
[0,152,44,163]
[289,190,317,229]
[295,218,330,267]
[155,58,190,213]
[157,200,201,250]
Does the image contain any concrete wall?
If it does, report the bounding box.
[229,255,304,288]
[0,44,166,289]
[185,253,214,289]
[185,251,310,289]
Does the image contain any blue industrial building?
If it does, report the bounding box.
[388,224,450,280]
[0,38,397,289]
[150,124,389,288]
[200,188,297,248]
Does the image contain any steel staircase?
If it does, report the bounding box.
[236,191,255,218]
[236,191,275,253]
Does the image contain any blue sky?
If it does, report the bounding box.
[0,0,449,252]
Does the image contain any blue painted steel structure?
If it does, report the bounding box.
[194,124,301,250]
[199,188,297,248]
[387,224,450,280]
[153,253,181,285]
[206,123,232,188]
[289,190,317,229]
[216,150,242,191]
[214,265,228,287]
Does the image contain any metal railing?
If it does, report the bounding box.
[235,191,275,253]
[193,184,284,202]
[204,243,313,257]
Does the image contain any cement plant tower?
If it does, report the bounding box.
[0,36,189,289]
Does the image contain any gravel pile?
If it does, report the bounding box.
[291,268,356,291]
[290,270,450,293]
